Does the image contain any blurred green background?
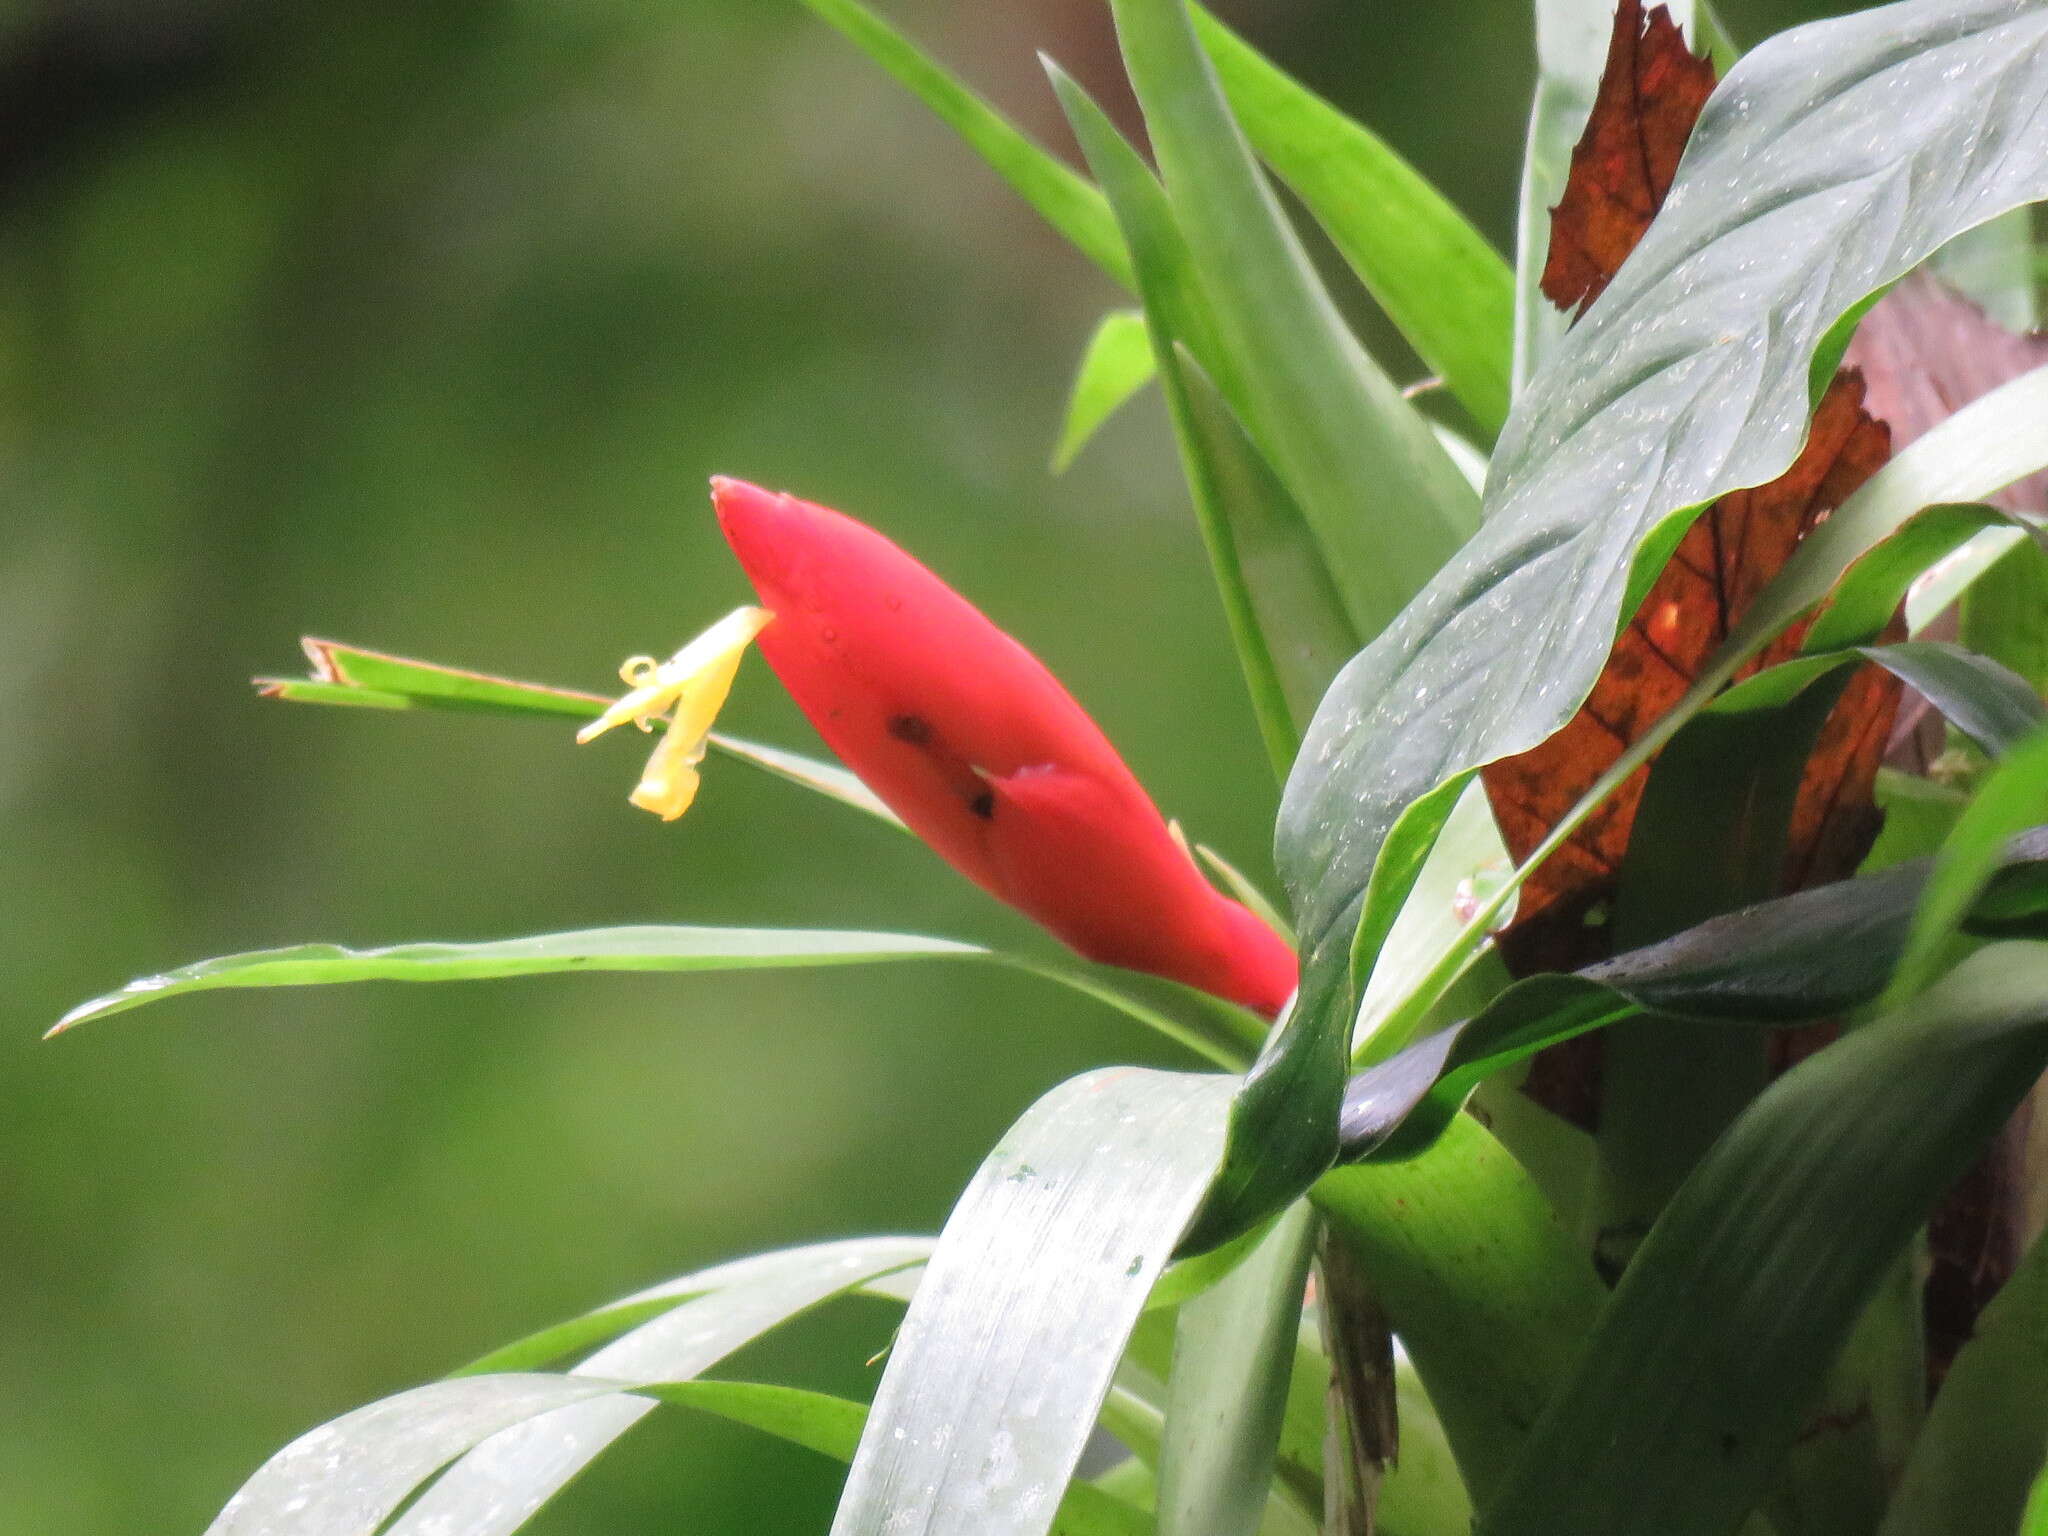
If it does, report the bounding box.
[0,1,1842,1530]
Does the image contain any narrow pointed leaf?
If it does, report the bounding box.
[828,1068,1239,1536]
[51,926,1256,1067]
[655,1382,1153,1536]
[1192,8,1513,435]
[1052,66,1344,772]
[1157,1201,1319,1536]
[1481,943,2048,1536]
[454,1237,933,1376]
[796,0,1133,288]
[261,639,902,825]
[1052,310,1157,472]
[203,1377,628,1536]
[1885,723,2048,1005]
[390,1242,935,1536]
[1879,1224,2048,1536]
[1107,0,1481,646]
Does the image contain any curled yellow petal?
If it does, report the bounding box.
[577,605,773,820]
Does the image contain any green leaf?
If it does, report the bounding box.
[1052,309,1157,472]
[1169,346,1363,755]
[202,1376,630,1536]
[1378,1358,1478,1536]
[1314,1112,1606,1508]
[1675,639,2046,764]
[2026,1465,2048,1536]
[1885,723,2048,1005]
[828,1068,1239,1536]
[1106,0,1481,645]
[50,925,1262,1067]
[655,1381,1153,1536]
[1878,1223,2048,1536]
[1051,71,1325,775]
[1289,359,2048,1108]
[454,1236,933,1376]
[388,1241,934,1536]
[1192,8,1513,436]
[1479,943,2048,1536]
[794,0,1133,288]
[1962,532,2048,694]
[262,638,903,826]
[1338,830,2048,1163]
[1157,1200,1319,1536]
[1282,0,2048,1060]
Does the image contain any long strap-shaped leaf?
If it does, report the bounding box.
[387,1242,936,1536]
[1051,65,1353,774]
[1283,0,2048,1042]
[1191,9,1514,436]
[654,1381,1150,1536]
[1878,1221,2048,1536]
[1478,942,2048,1536]
[793,0,1133,287]
[828,1067,1238,1536]
[1106,0,1479,645]
[206,1238,931,1536]
[49,926,1265,1066]
[1155,1200,1319,1536]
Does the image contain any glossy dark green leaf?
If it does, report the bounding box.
[1282,1,2048,1063]
[828,1068,1238,1536]
[1338,829,2048,1162]
[1480,943,2048,1536]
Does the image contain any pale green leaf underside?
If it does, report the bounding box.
[829,1068,1239,1536]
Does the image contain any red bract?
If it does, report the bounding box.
[712,476,1297,1019]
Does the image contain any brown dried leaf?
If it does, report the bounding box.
[1486,374,1896,975]
[1540,0,1717,315]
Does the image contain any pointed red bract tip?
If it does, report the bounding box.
[709,477,1296,1018]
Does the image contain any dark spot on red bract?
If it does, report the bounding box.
[887,713,933,745]
[968,789,995,821]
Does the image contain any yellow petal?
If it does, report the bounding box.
[576,606,773,744]
[627,714,707,821]
[579,605,772,822]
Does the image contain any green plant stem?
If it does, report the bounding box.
[1312,1111,1605,1508]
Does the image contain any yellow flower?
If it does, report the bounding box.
[576,605,773,820]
